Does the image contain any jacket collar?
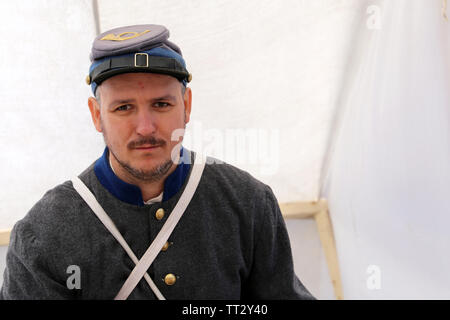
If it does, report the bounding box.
[94,146,191,206]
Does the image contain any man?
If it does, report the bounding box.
[0,24,314,300]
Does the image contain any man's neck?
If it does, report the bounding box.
[109,152,178,202]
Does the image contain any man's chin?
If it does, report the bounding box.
[131,159,174,177]
[133,156,173,169]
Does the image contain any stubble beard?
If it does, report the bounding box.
[111,149,173,183]
[101,121,174,184]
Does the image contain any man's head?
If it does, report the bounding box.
[86,24,192,184]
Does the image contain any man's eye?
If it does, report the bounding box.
[116,105,131,111]
[154,102,170,108]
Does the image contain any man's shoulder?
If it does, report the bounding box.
[29,180,81,216]
[24,162,97,226]
[203,155,269,191]
[199,155,276,208]
[14,180,85,244]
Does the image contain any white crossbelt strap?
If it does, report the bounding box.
[71,153,206,300]
[71,177,166,300]
[115,154,206,300]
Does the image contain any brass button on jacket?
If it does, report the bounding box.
[164,273,176,286]
[161,241,170,252]
[155,208,165,220]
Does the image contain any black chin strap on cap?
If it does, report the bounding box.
[88,52,192,86]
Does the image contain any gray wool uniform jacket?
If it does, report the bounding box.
[0,149,314,300]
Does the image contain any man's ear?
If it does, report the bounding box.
[183,87,192,124]
[88,96,102,133]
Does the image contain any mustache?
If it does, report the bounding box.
[128,136,166,149]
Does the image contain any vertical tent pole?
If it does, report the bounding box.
[92,0,101,35]
[281,199,343,300]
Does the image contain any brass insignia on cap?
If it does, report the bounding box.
[85,75,91,85]
[100,30,150,41]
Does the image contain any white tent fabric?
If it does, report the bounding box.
[0,0,449,299]
[322,0,450,299]
[0,0,101,230]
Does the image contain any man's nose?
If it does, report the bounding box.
[135,109,157,136]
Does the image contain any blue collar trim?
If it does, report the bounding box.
[94,146,191,206]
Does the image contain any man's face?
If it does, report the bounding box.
[88,72,192,183]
